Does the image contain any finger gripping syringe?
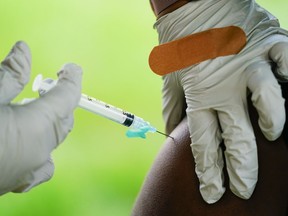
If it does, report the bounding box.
[32,75,173,139]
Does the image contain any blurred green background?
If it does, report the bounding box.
[0,1,287,215]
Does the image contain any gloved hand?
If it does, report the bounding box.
[163,52,286,204]
[155,0,288,204]
[0,41,82,195]
[162,43,288,204]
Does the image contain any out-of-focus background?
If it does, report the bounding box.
[0,0,287,215]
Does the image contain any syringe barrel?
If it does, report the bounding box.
[79,96,157,132]
[79,94,133,126]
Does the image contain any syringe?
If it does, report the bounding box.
[32,75,173,139]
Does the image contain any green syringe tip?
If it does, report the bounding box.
[126,127,150,139]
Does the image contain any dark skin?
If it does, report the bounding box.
[151,0,192,18]
[131,86,288,216]
[132,1,288,215]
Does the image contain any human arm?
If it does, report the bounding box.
[149,0,288,203]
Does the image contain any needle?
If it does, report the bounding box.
[156,130,175,140]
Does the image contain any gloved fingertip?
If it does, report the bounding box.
[58,63,83,77]
[14,41,30,51]
[13,41,31,58]
[57,63,83,87]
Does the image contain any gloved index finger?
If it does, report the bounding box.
[0,41,31,104]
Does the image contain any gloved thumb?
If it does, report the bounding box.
[0,41,31,104]
[269,41,288,82]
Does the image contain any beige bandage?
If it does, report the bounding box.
[149,26,247,76]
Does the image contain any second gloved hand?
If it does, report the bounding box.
[0,41,82,195]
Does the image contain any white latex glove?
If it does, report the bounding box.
[156,0,288,204]
[163,57,285,204]
[0,41,82,195]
